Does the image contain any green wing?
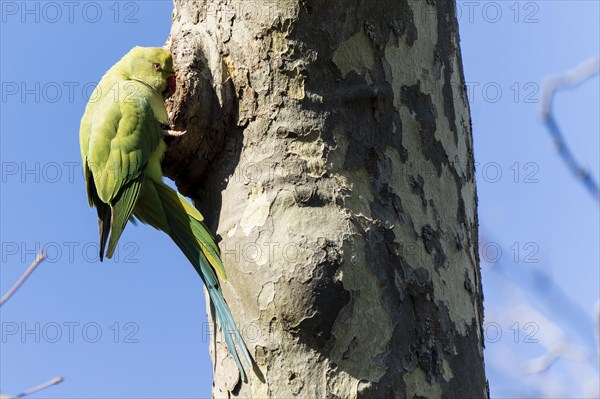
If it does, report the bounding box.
[80,81,162,259]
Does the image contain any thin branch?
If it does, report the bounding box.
[15,377,64,398]
[0,251,46,307]
[540,56,600,203]
[481,231,599,395]
[540,57,600,117]
[0,252,64,398]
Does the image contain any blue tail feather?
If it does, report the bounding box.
[156,183,251,380]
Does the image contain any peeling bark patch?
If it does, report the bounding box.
[357,379,402,399]
[283,66,307,100]
[380,182,418,240]
[357,258,457,398]
[332,31,375,78]
[365,147,383,181]
[339,82,406,173]
[403,368,442,399]
[352,233,413,398]
[421,224,447,270]
[410,174,427,209]
[287,370,304,395]
[464,270,474,295]
[440,319,487,397]
[294,240,350,351]
[364,227,396,284]
[240,185,271,235]
[456,192,467,226]
[258,282,275,310]
[342,336,359,360]
[435,1,459,145]
[406,276,456,384]
[400,82,448,177]
[293,182,327,207]
[372,184,403,232]
[287,138,326,177]
[363,21,382,49]
[388,0,417,46]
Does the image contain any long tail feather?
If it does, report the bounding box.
[153,182,226,280]
[97,207,110,261]
[105,174,145,259]
[88,173,111,261]
[209,288,252,378]
[153,181,250,380]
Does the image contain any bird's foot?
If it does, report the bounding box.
[162,129,187,137]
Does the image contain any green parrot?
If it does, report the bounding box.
[79,46,251,380]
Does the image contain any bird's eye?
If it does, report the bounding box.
[152,63,161,71]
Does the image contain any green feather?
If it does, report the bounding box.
[134,179,250,380]
[80,47,251,380]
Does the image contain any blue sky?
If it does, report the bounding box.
[1,1,598,398]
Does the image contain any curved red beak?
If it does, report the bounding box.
[167,74,176,96]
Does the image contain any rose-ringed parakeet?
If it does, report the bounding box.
[79,47,251,380]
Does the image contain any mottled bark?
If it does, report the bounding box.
[164,1,487,398]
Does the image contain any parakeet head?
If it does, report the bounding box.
[125,46,176,97]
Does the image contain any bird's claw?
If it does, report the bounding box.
[162,129,187,137]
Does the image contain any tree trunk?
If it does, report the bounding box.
[164,1,487,398]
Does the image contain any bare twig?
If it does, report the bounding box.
[540,57,600,117]
[0,251,46,307]
[540,56,600,202]
[0,251,64,397]
[15,377,64,398]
